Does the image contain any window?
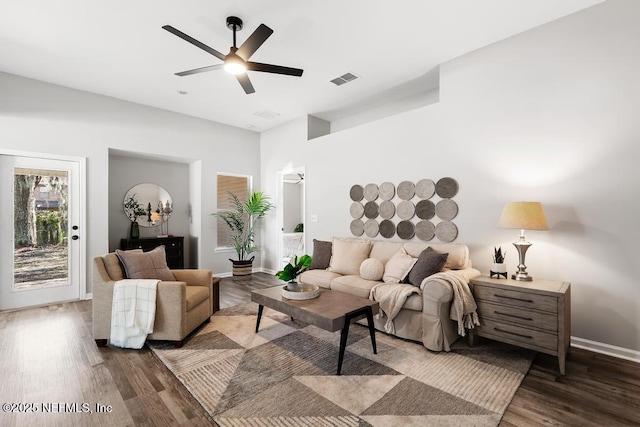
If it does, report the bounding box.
[216,174,251,249]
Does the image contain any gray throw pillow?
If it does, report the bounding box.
[406,247,448,287]
[309,239,332,270]
[115,245,175,281]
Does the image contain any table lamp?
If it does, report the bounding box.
[498,201,548,281]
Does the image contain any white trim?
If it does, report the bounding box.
[85,293,93,300]
[571,336,640,364]
[0,151,87,308]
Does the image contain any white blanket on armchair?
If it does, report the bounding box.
[110,279,159,349]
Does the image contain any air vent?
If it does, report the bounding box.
[330,72,359,86]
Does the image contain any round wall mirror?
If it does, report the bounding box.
[123,183,172,228]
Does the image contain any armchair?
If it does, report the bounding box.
[92,252,213,348]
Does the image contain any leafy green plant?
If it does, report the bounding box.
[493,246,506,263]
[123,194,147,222]
[294,223,303,233]
[213,191,274,261]
[276,255,312,282]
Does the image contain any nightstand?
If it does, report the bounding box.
[469,275,571,375]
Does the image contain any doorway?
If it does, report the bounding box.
[278,168,305,268]
[0,155,82,310]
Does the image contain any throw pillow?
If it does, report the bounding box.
[115,245,175,281]
[383,248,418,284]
[360,258,384,281]
[406,247,449,287]
[309,239,332,270]
[328,238,372,276]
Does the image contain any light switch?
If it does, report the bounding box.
[311,214,319,223]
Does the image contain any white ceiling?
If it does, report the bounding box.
[0,0,603,132]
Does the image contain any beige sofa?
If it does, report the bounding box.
[92,252,213,348]
[299,239,480,351]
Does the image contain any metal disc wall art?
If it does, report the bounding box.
[348,177,459,241]
[397,220,415,239]
[350,202,364,219]
[415,179,435,199]
[435,199,458,220]
[435,177,458,198]
[415,199,435,220]
[350,185,364,201]
[364,219,379,237]
[397,181,415,200]
[364,183,379,201]
[379,220,395,238]
[379,182,395,201]
[364,201,379,219]
[379,200,395,219]
[350,219,364,236]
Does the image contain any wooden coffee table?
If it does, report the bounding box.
[251,286,379,375]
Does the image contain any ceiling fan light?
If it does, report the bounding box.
[224,56,246,75]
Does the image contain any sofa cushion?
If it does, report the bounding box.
[404,242,469,270]
[185,286,209,311]
[383,248,417,284]
[102,249,143,280]
[406,247,448,287]
[360,258,384,281]
[370,241,404,264]
[299,270,341,289]
[331,275,379,299]
[115,246,175,281]
[328,238,372,276]
[309,239,332,270]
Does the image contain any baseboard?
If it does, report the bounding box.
[85,293,92,300]
[571,336,640,364]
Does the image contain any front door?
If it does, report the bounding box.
[0,155,81,310]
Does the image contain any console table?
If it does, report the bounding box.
[119,236,184,269]
[469,275,571,375]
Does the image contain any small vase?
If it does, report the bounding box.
[286,281,299,291]
[130,221,140,239]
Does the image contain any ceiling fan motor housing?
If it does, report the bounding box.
[226,16,243,31]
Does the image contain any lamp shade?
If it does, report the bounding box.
[498,202,548,230]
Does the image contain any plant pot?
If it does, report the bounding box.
[286,281,299,291]
[129,221,140,239]
[230,256,255,281]
[491,263,507,273]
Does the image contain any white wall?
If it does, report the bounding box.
[261,0,640,353]
[0,72,261,292]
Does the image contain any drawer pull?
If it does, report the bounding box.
[494,311,533,321]
[494,327,532,339]
[494,294,533,303]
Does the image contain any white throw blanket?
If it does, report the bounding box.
[110,279,159,349]
[423,271,480,336]
[370,283,421,334]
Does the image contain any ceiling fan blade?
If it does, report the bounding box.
[246,62,303,77]
[175,64,224,77]
[162,25,226,61]
[236,73,255,94]
[236,24,273,61]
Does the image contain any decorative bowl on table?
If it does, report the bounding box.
[282,283,320,300]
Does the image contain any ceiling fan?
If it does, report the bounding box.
[163,16,304,94]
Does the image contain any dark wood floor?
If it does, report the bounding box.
[0,273,638,426]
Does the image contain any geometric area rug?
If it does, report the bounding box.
[148,302,535,427]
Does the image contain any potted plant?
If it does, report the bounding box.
[123,194,147,239]
[213,191,274,280]
[492,246,507,274]
[276,254,312,290]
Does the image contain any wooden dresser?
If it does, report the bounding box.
[469,275,571,375]
[119,236,184,269]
